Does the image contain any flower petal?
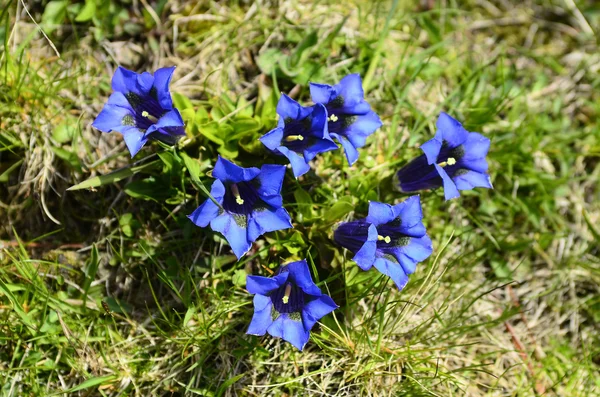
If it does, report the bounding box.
[462,132,490,161]
[121,127,148,157]
[389,234,433,275]
[145,109,186,138]
[366,201,396,225]
[285,260,321,297]
[91,92,134,132]
[335,74,371,114]
[373,257,409,291]
[152,66,176,110]
[276,94,311,121]
[277,146,311,178]
[332,133,359,166]
[247,295,273,336]
[301,295,338,332]
[212,156,260,184]
[353,224,378,270]
[309,82,335,104]
[436,112,469,148]
[187,180,225,227]
[246,273,288,295]
[247,207,292,243]
[210,212,251,259]
[420,137,443,165]
[267,314,310,351]
[453,170,493,190]
[260,127,284,152]
[111,66,140,94]
[256,164,286,207]
[434,164,460,200]
[343,110,382,148]
[392,195,426,237]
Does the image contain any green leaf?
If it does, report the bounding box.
[290,30,318,67]
[215,373,245,397]
[57,374,118,394]
[124,177,176,201]
[75,0,96,22]
[294,187,314,220]
[0,279,37,334]
[82,244,99,302]
[0,159,23,183]
[324,196,354,223]
[41,1,69,32]
[172,92,194,110]
[232,269,247,287]
[52,122,77,143]
[67,159,160,191]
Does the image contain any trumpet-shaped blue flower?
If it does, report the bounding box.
[246,259,338,351]
[310,74,382,165]
[260,94,338,178]
[188,156,292,259]
[92,66,186,157]
[333,196,432,291]
[395,112,492,200]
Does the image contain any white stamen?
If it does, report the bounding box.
[328,114,339,122]
[285,135,304,142]
[282,284,292,304]
[378,235,391,244]
[230,184,244,205]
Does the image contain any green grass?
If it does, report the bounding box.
[1,0,600,395]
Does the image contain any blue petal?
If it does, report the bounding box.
[121,127,148,157]
[366,201,395,226]
[247,294,273,335]
[335,74,371,114]
[276,94,311,121]
[136,71,154,95]
[91,92,133,133]
[353,224,378,270]
[373,257,409,291]
[111,66,140,94]
[461,157,489,174]
[285,260,321,297]
[212,156,260,184]
[246,273,288,295]
[267,314,310,351]
[277,146,311,178]
[247,207,292,242]
[210,212,251,259]
[392,195,426,237]
[462,132,490,161]
[152,66,176,110]
[343,110,382,147]
[436,112,469,148]
[309,82,335,104]
[259,127,284,152]
[420,137,443,165]
[303,138,338,162]
[256,164,286,207]
[331,133,359,166]
[389,234,433,275]
[187,180,225,227]
[308,103,329,139]
[145,109,186,138]
[434,164,460,200]
[301,295,338,331]
[453,170,493,190]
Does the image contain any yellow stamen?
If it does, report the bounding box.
[438,157,456,167]
[141,111,158,123]
[282,284,292,304]
[378,235,391,244]
[230,184,244,205]
[328,114,339,122]
[284,135,304,142]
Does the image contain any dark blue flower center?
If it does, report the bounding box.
[375,221,411,249]
[271,282,305,313]
[125,92,165,131]
[396,142,466,192]
[222,181,261,215]
[282,116,313,152]
[333,221,371,253]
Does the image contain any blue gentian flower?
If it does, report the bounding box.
[246,259,338,351]
[188,156,292,259]
[260,94,338,178]
[333,196,432,291]
[310,74,382,165]
[92,66,186,157]
[395,112,492,200]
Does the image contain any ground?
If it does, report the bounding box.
[0,0,599,396]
